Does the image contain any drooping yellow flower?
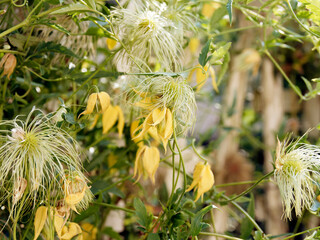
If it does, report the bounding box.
[130,120,161,147]
[64,174,93,214]
[34,206,48,240]
[187,162,215,201]
[0,53,17,79]
[79,92,110,117]
[102,105,125,138]
[80,223,97,240]
[132,107,173,151]
[134,145,160,183]
[188,64,218,92]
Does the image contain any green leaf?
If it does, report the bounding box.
[240,194,255,239]
[210,7,228,30]
[36,41,79,58]
[133,198,152,229]
[299,0,320,25]
[51,3,93,15]
[62,112,77,124]
[210,42,232,65]
[189,205,217,236]
[147,233,160,240]
[102,227,122,240]
[199,39,212,67]
[226,0,233,24]
[302,76,313,91]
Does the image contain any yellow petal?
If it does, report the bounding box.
[106,38,117,50]
[54,214,65,238]
[195,164,214,202]
[152,107,166,126]
[65,178,87,206]
[81,223,97,240]
[201,3,220,18]
[187,68,196,83]
[88,114,100,130]
[189,38,200,54]
[148,126,160,143]
[131,120,144,146]
[97,92,110,113]
[61,222,82,239]
[134,112,153,139]
[164,109,173,139]
[134,97,154,111]
[186,162,205,192]
[33,206,48,240]
[102,105,118,134]
[196,64,209,92]
[115,106,124,138]
[209,67,219,93]
[134,145,147,181]
[142,146,160,184]
[79,93,98,117]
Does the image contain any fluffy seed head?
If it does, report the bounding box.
[274,136,320,220]
[111,1,182,71]
[126,75,196,134]
[0,109,87,216]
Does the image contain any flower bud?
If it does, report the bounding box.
[0,53,17,79]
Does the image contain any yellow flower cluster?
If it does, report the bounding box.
[80,91,124,137]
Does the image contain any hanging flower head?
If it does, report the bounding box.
[0,109,88,216]
[187,162,215,202]
[111,1,182,71]
[127,75,196,136]
[274,136,320,220]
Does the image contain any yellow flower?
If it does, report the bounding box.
[134,145,160,183]
[188,64,218,92]
[132,107,173,151]
[0,53,17,79]
[80,223,97,240]
[187,162,215,201]
[102,105,125,138]
[79,92,110,117]
[64,174,93,214]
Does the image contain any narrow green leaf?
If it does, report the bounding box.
[199,39,212,67]
[226,0,233,24]
[190,205,217,236]
[147,233,160,240]
[133,198,151,229]
[51,3,93,14]
[240,194,255,239]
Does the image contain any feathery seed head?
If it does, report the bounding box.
[111,1,182,71]
[127,75,196,134]
[0,109,88,216]
[274,136,320,220]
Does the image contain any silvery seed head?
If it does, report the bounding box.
[274,136,320,220]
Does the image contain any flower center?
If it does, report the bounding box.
[282,157,303,175]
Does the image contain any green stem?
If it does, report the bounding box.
[93,202,135,214]
[199,232,243,240]
[0,50,26,56]
[0,0,43,39]
[283,226,320,240]
[286,0,320,38]
[191,139,208,163]
[222,195,264,233]
[215,179,269,188]
[264,50,305,100]
[220,171,274,204]
[210,25,261,38]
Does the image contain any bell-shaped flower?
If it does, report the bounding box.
[134,145,160,183]
[188,64,218,92]
[187,162,215,201]
[102,105,125,138]
[79,92,110,117]
[0,53,17,79]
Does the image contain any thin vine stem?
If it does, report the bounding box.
[93,202,135,214]
[282,226,320,240]
[220,171,274,204]
[222,195,264,233]
[199,232,243,240]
